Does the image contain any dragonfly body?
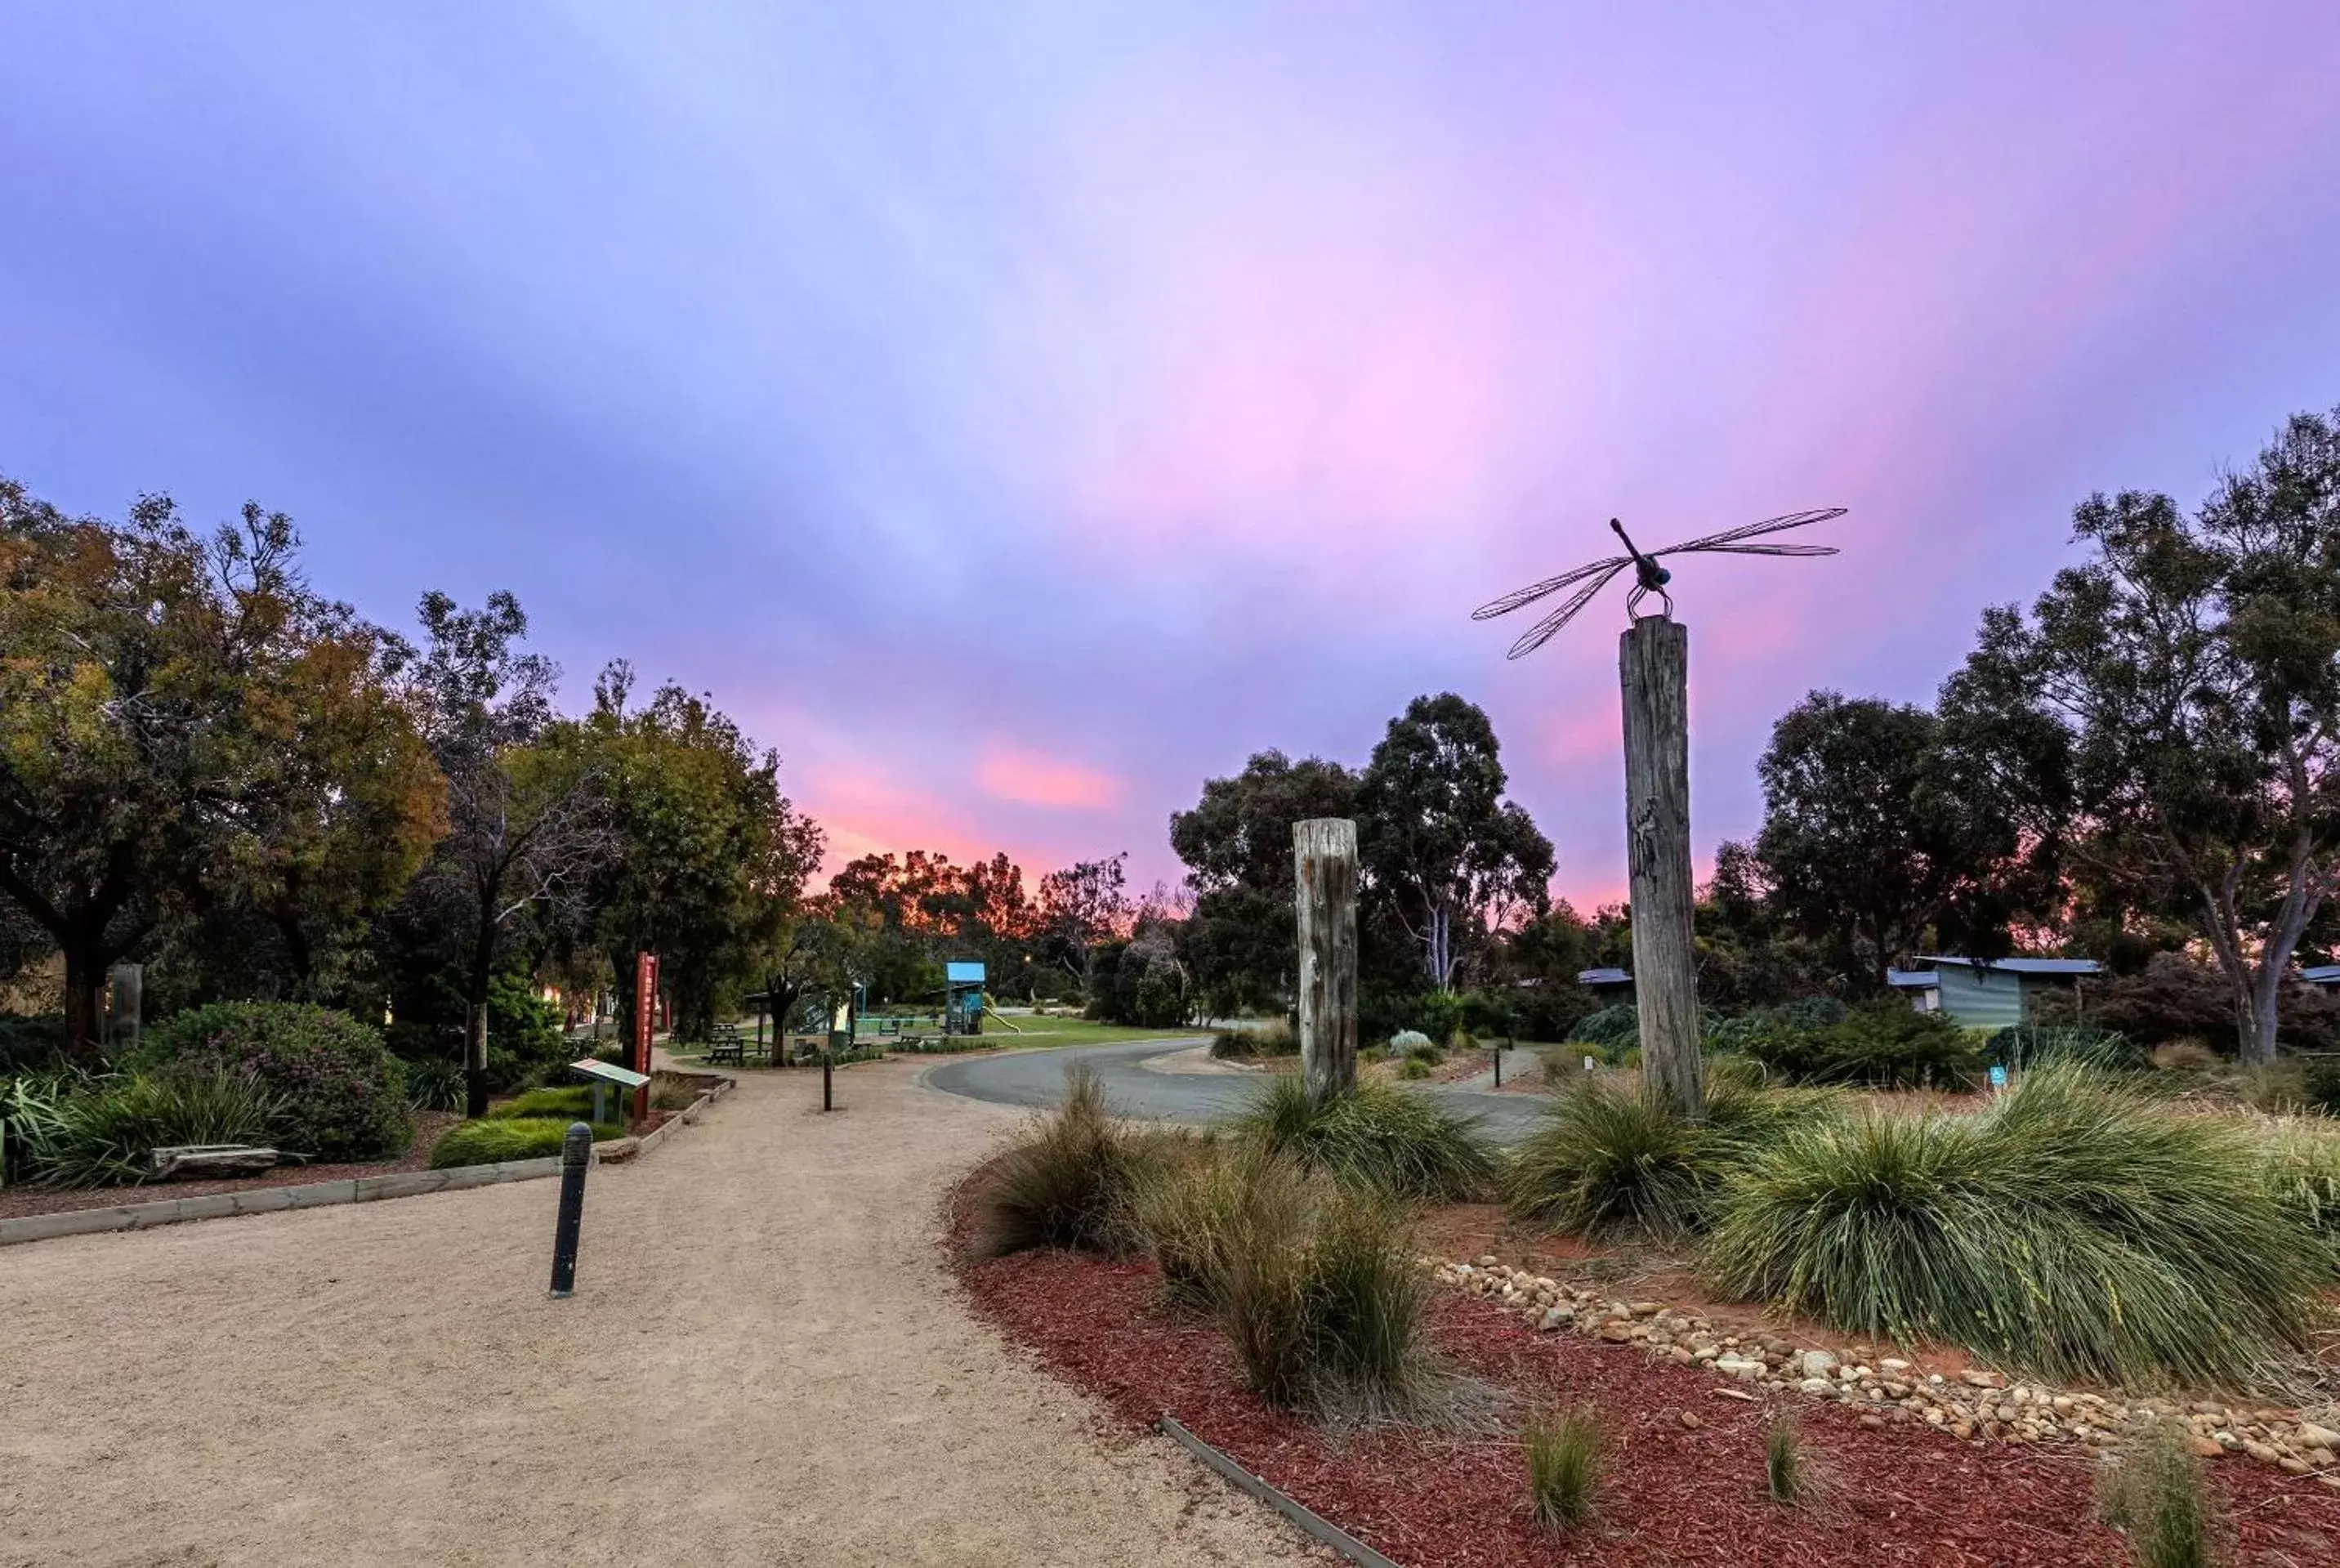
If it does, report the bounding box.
[1473,507,1845,659]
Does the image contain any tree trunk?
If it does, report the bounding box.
[60,942,109,1066]
[1293,818,1359,1105]
[1621,618,1704,1121]
[464,918,496,1119]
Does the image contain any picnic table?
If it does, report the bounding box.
[707,1022,745,1065]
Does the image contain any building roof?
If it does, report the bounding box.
[2302,964,2340,985]
[1886,969,1939,989]
[944,961,986,984]
[1919,955,2102,976]
[1577,967,1632,986]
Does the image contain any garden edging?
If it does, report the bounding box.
[0,1076,735,1248]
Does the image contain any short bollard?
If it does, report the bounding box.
[547,1121,592,1298]
[1492,1043,1503,1089]
[822,1049,833,1111]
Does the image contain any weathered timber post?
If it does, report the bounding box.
[1293,818,1360,1104]
[1620,617,1704,1120]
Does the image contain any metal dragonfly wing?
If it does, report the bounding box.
[1472,507,1845,659]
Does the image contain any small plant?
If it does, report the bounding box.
[400,1057,465,1112]
[2152,1039,2222,1074]
[973,1063,1155,1258]
[1765,1411,1808,1506]
[1523,1405,1604,1530]
[2097,1421,2222,1568]
[1236,1075,1494,1201]
[650,1070,706,1111]
[2261,1118,2340,1256]
[1988,1024,2142,1072]
[1567,1005,1639,1053]
[429,1117,625,1168]
[1396,1056,1434,1080]
[1388,1030,1433,1054]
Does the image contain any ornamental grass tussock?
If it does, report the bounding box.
[1503,1062,1840,1241]
[1700,1065,2333,1391]
[1235,1073,1494,1202]
[2097,1420,2224,1568]
[972,1062,1168,1259]
[1522,1403,1605,1530]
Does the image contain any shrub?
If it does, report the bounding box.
[0,1014,65,1075]
[2097,1421,2221,1568]
[1171,1161,1429,1417]
[2153,1039,2222,1074]
[1523,1405,1604,1530]
[1504,1069,1842,1240]
[1396,1056,1434,1080]
[1568,1005,1639,1054]
[1210,1020,1298,1061]
[1388,1030,1434,1054]
[973,1064,1157,1258]
[15,1070,283,1188]
[428,1117,625,1168]
[1705,998,1847,1056]
[651,1071,708,1111]
[1237,1075,1494,1201]
[2260,1119,2340,1256]
[2090,952,2340,1052]
[1131,1144,1304,1314]
[487,1086,593,1121]
[400,1057,464,1111]
[1702,1066,2330,1388]
[1738,1003,1983,1090]
[136,1003,409,1161]
[1987,1024,2142,1072]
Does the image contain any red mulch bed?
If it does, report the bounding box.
[950,1195,2340,1566]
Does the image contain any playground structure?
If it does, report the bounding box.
[944,962,985,1035]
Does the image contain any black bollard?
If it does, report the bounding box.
[1493,1042,1503,1089]
[547,1121,592,1298]
[822,1048,833,1111]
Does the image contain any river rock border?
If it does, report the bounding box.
[0,1074,735,1248]
[1436,1258,2340,1486]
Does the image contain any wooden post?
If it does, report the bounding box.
[1293,818,1360,1104]
[1620,617,1704,1120]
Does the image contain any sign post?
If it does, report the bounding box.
[632,952,659,1124]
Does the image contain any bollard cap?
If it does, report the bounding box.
[562,1120,595,1164]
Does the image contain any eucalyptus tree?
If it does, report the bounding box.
[1943,407,2340,1062]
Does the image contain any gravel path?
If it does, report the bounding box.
[0,1061,1324,1567]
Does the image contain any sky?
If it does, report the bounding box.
[6,2,2340,907]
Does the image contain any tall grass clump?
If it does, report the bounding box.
[1988,1024,2143,1072]
[1236,1075,1494,1201]
[973,1064,1156,1258]
[2259,1118,2340,1259]
[1504,1068,1841,1240]
[1703,1065,2329,1389]
[1523,1405,1605,1530]
[1764,1412,1809,1506]
[2097,1421,2222,1568]
[1128,1146,1431,1418]
[14,1071,284,1188]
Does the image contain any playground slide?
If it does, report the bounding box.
[981,1007,1024,1033]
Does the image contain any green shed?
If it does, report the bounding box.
[1919,956,2101,1030]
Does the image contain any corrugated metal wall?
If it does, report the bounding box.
[1935,964,2025,1029]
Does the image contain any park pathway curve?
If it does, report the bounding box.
[0,1061,1327,1567]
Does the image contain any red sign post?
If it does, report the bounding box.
[632,951,659,1123]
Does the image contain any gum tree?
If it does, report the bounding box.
[1945,408,2340,1063]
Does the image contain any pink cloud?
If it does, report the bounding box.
[977,744,1125,811]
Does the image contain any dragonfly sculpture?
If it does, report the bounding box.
[1472,507,1847,660]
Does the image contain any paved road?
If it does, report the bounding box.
[925,1035,1553,1143]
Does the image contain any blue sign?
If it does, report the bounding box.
[1988,1064,2008,1090]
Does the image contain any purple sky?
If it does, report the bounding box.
[7,2,2339,905]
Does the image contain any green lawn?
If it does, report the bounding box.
[659,1015,1201,1068]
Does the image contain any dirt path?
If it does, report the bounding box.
[0,1061,1320,1567]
